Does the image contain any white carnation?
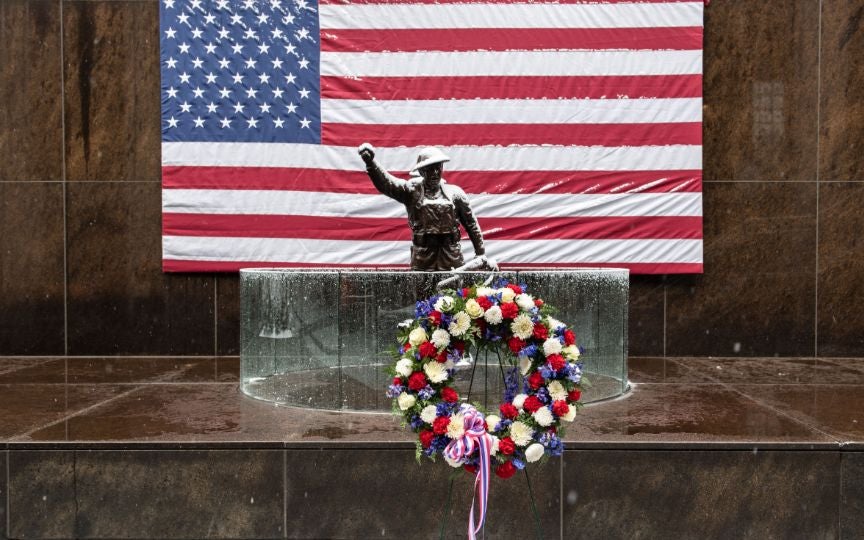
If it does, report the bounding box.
[547,317,566,331]
[423,361,448,383]
[499,287,516,303]
[519,356,532,376]
[526,443,545,463]
[533,406,554,427]
[395,358,414,378]
[510,314,534,340]
[561,404,577,422]
[512,393,528,410]
[444,453,463,468]
[408,327,428,346]
[420,405,438,424]
[448,311,471,337]
[431,329,451,348]
[485,414,501,432]
[543,337,562,357]
[446,413,465,439]
[547,381,568,402]
[510,421,534,446]
[464,299,484,319]
[397,392,416,411]
[484,305,503,325]
[434,295,454,313]
[515,293,535,311]
[476,286,493,297]
[490,437,501,456]
[563,344,580,360]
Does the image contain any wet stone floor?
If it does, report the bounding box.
[1,356,862,448]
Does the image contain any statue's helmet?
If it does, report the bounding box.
[411,146,450,173]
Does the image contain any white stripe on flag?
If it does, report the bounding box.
[162,143,703,171]
[319,3,704,30]
[320,50,703,77]
[162,189,702,218]
[163,236,703,265]
[320,98,702,125]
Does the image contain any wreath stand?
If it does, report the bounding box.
[437,346,545,540]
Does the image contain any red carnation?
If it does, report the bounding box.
[476,319,487,333]
[408,372,428,391]
[568,389,582,403]
[506,284,523,295]
[392,377,403,386]
[476,296,493,311]
[429,310,442,326]
[532,323,548,340]
[461,287,471,298]
[564,329,576,346]
[528,371,544,390]
[453,341,465,353]
[441,387,459,403]
[499,403,518,419]
[419,341,437,358]
[495,461,516,479]
[547,354,565,372]
[500,302,518,319]
[436,350,448,363]
[419,430,434,448]
[464,464,478,475]
[433,416,450,435]
[523,395,543,413]
[534,299,544,308]
[508,337,526,353]
[402,343,411,352]
[498,437,515,455]
[552,400,569,417]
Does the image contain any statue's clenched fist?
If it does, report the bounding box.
[358,142,376,165]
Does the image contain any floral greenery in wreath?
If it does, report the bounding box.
[386,280,585,479]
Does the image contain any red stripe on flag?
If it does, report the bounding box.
[162,214,702,241]
[162,167,703,194]
[322,122,702,147]
[321,75,703,100]
[321,27,703,53]
[163,259,702,275]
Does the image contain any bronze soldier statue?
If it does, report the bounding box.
[358,143,486,271]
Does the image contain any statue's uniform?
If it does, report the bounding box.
[365,163,485,271]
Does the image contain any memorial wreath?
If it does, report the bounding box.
[386,281,585,479]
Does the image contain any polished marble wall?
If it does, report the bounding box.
[1,0,863,358]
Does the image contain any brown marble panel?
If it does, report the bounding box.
[627,357,714,384]
[67,357,217,384]
[0,183,65,355]
[8,451,76,539]
[820,1,864,180]
[817,182,864,356]
[285,449,559,539]
[733,384,864,442]
[22,383,407,443]
[627,276,664,356]
[0,0,63,182]
[217,274,240,356]
[63,1,160,181]
[564,383,830,444]
[563,450,840,539]
[842,452,864,538]
[0,450,5,540]
[0,384,127,440]
[666,182,817,356]
[0,358,64,384]
[703,0,819,181]
[216,356,240,382]
[66,182,215,355]
[670,357,864,386]
[8,450,283,539]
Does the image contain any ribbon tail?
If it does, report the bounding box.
[468,435,492,540]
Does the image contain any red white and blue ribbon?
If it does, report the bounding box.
[444,405,497,540]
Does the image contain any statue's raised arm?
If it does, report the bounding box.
[358,143,487,271]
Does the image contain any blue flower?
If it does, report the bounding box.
[432,435,449,451]
[436,401,456,416]
[536,387,551,404]
[521,344,538,358]
[539,365,553,379]
[386,384,404,398]
[511,458,525,470]
[447,348,462,362]
[418,385,436,400]
[440,313,453,328]
[503,367,520,403]
[539,432,564,456]
[414,297,437,319]
[410,415,424,429]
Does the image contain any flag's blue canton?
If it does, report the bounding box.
[160,0,320,143]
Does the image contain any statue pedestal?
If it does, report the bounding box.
[240,269,629,411]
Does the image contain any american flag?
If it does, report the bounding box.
[161,0,703,273]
